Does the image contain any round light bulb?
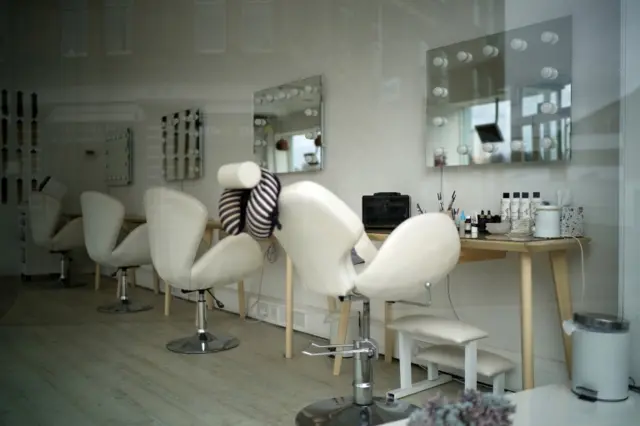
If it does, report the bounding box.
[290,88,300,97]
[312,110,319,117]
[265,94,274,102]
[541,67,558,80]
[457,51,473,63]
[305,132,314,140]
[540,102,558,114]
[510,38,528,51]
[457,145,469,155]
[254,97,263,105]
[434,147,445,157]
[511,140,524,152]
[541,31,559,44]
[276,91,286,100]
[542,137,556,149]
[482,45,499,57]
[304,108,313,116]
[304,85,314,93]
[433,57,448,68]
[432,117,448,127]
[482,143,496,153]
[432,87,448,97]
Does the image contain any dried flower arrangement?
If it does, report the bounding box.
[407,390,516,426]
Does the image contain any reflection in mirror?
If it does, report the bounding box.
[426,16,572,167]
[253,75,323,174]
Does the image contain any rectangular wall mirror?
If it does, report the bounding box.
[253,75,323,174]
[105,128,133,186]
[426,16,572,167]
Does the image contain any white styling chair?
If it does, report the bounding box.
[27,192,85,288]
[80,191,153,314]
[275,181,460,426]
[144,187,263,354]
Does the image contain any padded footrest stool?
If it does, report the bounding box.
[386,315,515,400]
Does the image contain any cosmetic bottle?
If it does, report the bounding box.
[465,216,472,235]
[519,192,531,220]
[471,224,478,238]
[510,192,520,221]
[500,192,510,222]
[531,191,542,229]
[459,214,466,237]
[479,210,487,233]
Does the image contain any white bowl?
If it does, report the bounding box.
[486,222,511,235]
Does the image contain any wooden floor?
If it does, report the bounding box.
[0,276,460,426]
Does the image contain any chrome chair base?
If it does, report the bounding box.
[295,396,417,426]
[166,332,240,354]
[97,300,153,314]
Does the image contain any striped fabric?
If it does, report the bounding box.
[218,189,248,236]
[246,169,281,239]
[218,168,281,239]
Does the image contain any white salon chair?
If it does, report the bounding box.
[275,181,460,426]
[27,192,85,288]
[144,187,262,354]
[80,191,153,314]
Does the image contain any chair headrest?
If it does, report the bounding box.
[217,162,261,189]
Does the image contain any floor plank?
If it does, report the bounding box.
[0,276,461,426]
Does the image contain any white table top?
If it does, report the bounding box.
[385,384,640,426]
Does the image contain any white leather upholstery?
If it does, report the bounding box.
[275,181,461,299]
[388,315,489,345]
[415,345,515,377]
[275,181,364,297]
[80,191,151,268]
[29,192,84,252]
[144,187,263,291]
[217,161,261,189]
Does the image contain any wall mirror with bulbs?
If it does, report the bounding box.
[253,75,323,174]
[426,16,572,167]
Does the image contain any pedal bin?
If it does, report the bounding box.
[563,312,631,402]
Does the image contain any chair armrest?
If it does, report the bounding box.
[50,217,84,251]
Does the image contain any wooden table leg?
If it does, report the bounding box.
[94,263,101,291]
[327,296,337,314]
[204,228,215,311]
[285,255,294,359]
[238,280,246,319]
[385,301,395,363]
[332,299,352,376]
[164,283,171,316]
[152,268,160,294]
[520,252,534,389]
[550,250,573,378]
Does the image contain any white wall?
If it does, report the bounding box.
[620,0,640,383]
[9,0,623,390]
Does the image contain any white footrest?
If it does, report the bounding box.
[388,315,488,345]
[416,344,515,378]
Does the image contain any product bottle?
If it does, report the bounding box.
[487,210,494,223]
[479,210,486,233]
[465,217,472,235]
[459,212,466,237]
[519,192,531,220]
[510,192,520,221]
[500,192,510,222]
[531,192,542,229]
[471,224,478,238]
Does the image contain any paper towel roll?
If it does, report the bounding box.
[217,162,261,189]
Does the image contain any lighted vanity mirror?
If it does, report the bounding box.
[253,75,323,174]
[426,16,572,167]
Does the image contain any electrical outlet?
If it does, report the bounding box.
[257,301,269,318]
